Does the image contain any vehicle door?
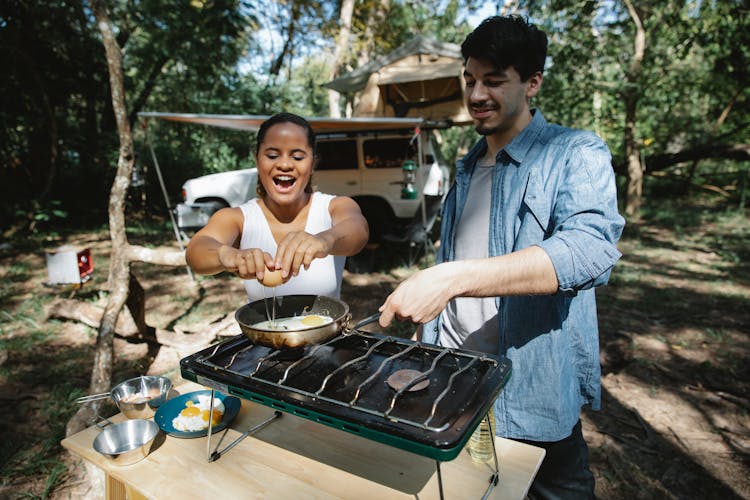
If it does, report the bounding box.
[360,134,420,219]
[314,136,361,197]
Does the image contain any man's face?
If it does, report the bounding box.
[462,57,541,138]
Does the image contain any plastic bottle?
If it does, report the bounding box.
[467,406,495,463]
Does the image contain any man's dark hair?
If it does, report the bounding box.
[461,15,548,81]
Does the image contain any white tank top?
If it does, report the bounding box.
[239,192,345,303]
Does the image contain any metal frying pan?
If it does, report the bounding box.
[235,294,379,349]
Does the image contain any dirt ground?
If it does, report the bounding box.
[0,206,748,499]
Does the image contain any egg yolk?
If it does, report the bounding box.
[301,315,327,326]
[201,409,222,425]
[180,406,201,417]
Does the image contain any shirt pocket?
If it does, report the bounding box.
[515,173,552,247]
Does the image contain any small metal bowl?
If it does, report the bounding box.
[111,375,172,419]
[93,419,159,466]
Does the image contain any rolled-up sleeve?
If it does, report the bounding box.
[536,133,625,293]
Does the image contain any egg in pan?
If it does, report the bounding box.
[251,314,333,331]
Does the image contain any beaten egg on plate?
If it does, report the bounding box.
[251,314,333,331]
[171,394,225,432]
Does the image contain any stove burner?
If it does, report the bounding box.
[386,369,429,392]
[275,346,306,361]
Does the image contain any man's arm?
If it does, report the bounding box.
[378,245,557,327]
[379,133,625,328]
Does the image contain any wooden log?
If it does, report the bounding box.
[45,297,236,347]
[46,298,141,336]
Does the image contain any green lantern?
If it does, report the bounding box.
[401,160,417,200]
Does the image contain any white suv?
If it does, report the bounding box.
[176,127,450,244]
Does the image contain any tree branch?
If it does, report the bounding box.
[644,143,750,171]
[126,245,186,266]
[128,55,170,126]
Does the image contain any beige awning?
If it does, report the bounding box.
[138,112,427,133]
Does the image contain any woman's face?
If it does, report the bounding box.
[256,122,314,206]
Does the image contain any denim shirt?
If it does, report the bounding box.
[423,110,625,441]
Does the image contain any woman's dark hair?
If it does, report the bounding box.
[255,112,316,196]
[255,112,316,157]
[461,15,548,82]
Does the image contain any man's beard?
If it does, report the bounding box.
[475,124,498,136]
[471,107,501,136]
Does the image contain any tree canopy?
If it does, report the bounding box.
[1,0,747,231]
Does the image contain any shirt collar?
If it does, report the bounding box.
[457,109,547,173]
[502,109,546,164]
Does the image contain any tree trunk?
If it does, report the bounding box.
[623,0,646,219]
[624,104,643,217]
[7,45,59,205]
[67,0,136,437]
[327,0,355,118]
[270,3,300,76]
[357,0,389,69]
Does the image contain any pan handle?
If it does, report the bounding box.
[351,313,382,330]
[75,392,111,404]
[95,415,115,430]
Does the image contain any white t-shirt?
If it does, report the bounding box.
[438,157,499,354]
[239,192,345,302]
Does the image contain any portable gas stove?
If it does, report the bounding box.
[180,330,512,496]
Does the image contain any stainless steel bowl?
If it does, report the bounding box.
[93,419,159,466]
[111,375,172,419]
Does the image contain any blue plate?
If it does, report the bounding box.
[154,390,241,438]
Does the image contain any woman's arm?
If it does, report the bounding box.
[320,196,370,256]
[273,196,369,277]
[185,207,273,279]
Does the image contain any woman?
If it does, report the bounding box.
[186,112,369,301]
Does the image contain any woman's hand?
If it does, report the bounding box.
[218,245,276,280]
[273,231,332,279]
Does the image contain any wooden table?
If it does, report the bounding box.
[62,382,545,500]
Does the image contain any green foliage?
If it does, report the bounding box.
[518,0,749,211]
[0,0,254,229]
[1,0,748,232]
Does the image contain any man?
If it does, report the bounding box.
[378,15,625,499]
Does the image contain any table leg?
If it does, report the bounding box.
[106,474,147,500]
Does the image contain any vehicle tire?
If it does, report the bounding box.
[353,197,394,245]
[199,199,229,215]
[178,199,229,238]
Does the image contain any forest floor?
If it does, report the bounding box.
[0,198,748,499]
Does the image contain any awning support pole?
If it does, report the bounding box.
[416,128,435,264]
[145,125,194,281]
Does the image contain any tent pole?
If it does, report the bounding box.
[145,125,194,281]
[416,128,434,264]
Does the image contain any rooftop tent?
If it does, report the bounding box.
[324,35,471,124]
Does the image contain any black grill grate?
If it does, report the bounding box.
[180,331,512,460]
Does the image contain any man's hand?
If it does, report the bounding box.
[378,264,458,327]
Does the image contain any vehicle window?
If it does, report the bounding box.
[317,140,358,170]
[362,137,416,169]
